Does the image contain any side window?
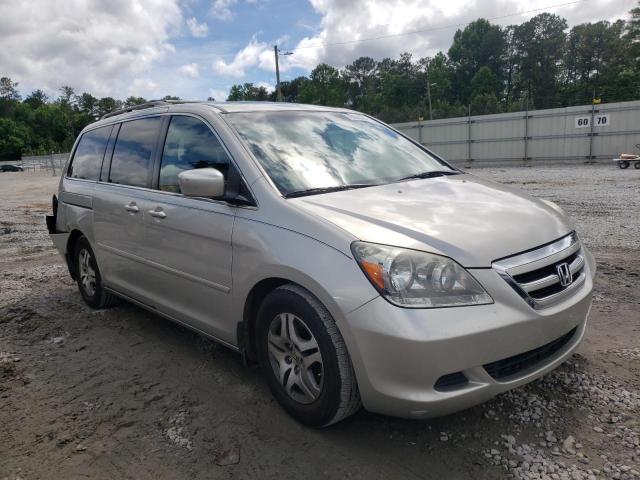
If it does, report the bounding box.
[67,126,112,180]
[159,116,231,193]
[109,117,163,187]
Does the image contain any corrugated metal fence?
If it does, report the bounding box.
[391,99,640,165]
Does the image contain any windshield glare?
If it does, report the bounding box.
[226,111,452,196]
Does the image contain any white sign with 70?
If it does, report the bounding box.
[574,114,611,128]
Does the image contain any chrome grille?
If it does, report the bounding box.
[493,232,586,309]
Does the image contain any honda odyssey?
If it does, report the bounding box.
[46,101,595,426]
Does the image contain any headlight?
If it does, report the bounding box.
[351,242,493,308]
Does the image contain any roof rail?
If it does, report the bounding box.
[101,100,171,120]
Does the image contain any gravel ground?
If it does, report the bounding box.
[1,165,638,480]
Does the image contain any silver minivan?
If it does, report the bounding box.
[47,101,595,426]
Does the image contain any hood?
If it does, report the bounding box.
[290,174,572,267]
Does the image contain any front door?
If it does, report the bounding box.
[138,115,236,343]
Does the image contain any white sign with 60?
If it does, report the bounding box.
[574,114,611,128]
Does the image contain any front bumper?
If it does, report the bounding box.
[344,248,595,419]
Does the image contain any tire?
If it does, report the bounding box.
[73,236,120,309]
[634,161,640,170]
[619,160,630,169]
[256,284,361,427]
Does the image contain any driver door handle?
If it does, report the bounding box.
[149,209,167,219]
[124,203,139,213]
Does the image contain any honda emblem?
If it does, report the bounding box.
[556,262,573,287]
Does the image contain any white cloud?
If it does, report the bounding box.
[210,0,237,21]
[256,81,274,92]
[0,0,182,97]
[221,0,636,77]
[186,17,208,38]
[179,63,200,78]
[128,78,161,97]
[208,88,229,101]
[213,36,274,77]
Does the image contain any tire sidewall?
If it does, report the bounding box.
[74,237,104,309]
[256,288,344,427]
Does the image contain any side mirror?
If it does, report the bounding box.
[178,168,225,198]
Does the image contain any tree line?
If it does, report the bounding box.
[0,3,638,160]
[230,5,640,122]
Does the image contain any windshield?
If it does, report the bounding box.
[225,111,453,196]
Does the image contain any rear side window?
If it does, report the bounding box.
[109,117,163,187]
[159,116,231,193]
[68,126,112,180]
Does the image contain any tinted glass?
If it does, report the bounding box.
[109,117,162,187]
[68,126,112,180]
[226,111,451,195]
[159,116,230,193]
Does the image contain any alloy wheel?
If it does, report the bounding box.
[78,249,97,297]
[267,312,324,404]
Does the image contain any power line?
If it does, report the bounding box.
[287,0,583,52]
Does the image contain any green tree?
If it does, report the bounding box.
[123,96,147,108]
[76,93,98,116]
[343,57,379,112]
[627,2,640,61]
[226,83,269,101]
[513,13,567,108]
[0,77,21,100]
[298,64,346,107]
[449,19,506,102]
[23,90,48,109]
[0,118,30,159]
[470,66,500,98]
[57,86,76,107]
[96,97,121,118]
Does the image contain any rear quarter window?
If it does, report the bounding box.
[67,126,112,180]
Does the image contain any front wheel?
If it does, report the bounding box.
[618,160,630,169]
[256,284,361,427]
[73,236,120,309]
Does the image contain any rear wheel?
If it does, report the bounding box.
[256,284,361,427]
[73,236,120,309]
[634,161,640,169]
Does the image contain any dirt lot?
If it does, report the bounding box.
[1,165,639,480]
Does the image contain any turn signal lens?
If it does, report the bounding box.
[361,259,385,290]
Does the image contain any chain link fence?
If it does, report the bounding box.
[17,153,69,175]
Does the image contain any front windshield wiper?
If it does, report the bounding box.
[394,170,461,182]
[284,183,379,198]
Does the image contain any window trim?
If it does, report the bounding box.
[149,113,256,207]
[65,124,114,182]
[99,124,119,182]
[106,115,165,189]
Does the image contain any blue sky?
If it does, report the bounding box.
[0,0,635,102]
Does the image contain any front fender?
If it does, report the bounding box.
[231,216,379,357]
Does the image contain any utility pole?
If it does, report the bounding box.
[274,46,293,102]
[524,91,529,162]
[274,45,283,102]
[588,88,596,161]
[426,65,433,121]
